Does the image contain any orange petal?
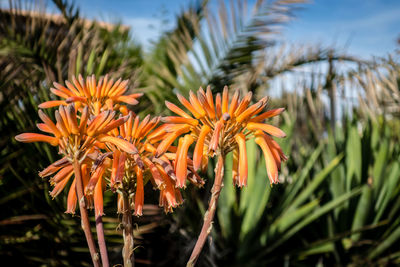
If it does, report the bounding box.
[86,110,111,136]
[97,135,139,154]
[86,166,103,195]
[87,75,96,96]
[94,101,102,115]
[255,135,278,184]
[15,133,58,146]
[38,110,61,137]
[165,101,192,118]
[51,165,74,184]
[50,170,73,198]
[81,163,90,191]
[250,108,285,123]
[265,134,288,161]
[130,115,140,138]
[51,87,69,99]
[77,75,91,99]
[109,80,129,96]
[134,115,151,139]
[115,95,139,105]
[143,157,164,188]
[246,122,286,138]
[96,77,104,99]
[208,120,223,155]
[105,98,114,110]
[144,143,157,154]
[174,138,184,170]
[39,157,69,177]
[193,125,211,171]
[155,125,191,157]
[99,75,109,97]
[264,135,282,170]
[117,193,124,214]
[66,178,77,214]
[96,111,116,132]
[127,93,143,99]
[66,104,79,135]
[177,93,203,119]
[36,123,52,134]
[228,90,240,117]
[235,101,263,123]
[110,150,120,189]
[206,86,215,113]
[134,166,144,216]
[235,133,247,187]
[189,91,206,118]
[176,135,194,188]
[159,173,182,212]
[115,152,127,188]
[197,89,215,119]
[94,175,104,217]
[161,116,198,127]
[124,112,134,139]
[252,96,269,115]
[107,78,122,96]
[215,93,222,118]
[79,106,89,134]
[96,116,129,136]
[222,86,229,114]
[154,158,177,181]
[119,105,129,116]
[232,148,239,185]
[71,76,85,96]
[140,116,160,138]
[38,100,67,109]
[66,96,87,103]
[65,80,81,96]
[58,105,71,133]
[55,110,69,137]
[234,92,252,116]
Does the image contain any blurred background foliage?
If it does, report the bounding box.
[1,0,399,266]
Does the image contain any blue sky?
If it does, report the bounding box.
[11,0,399,58]
[68,0,399,59]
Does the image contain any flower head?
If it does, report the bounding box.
[89,112,200,216]
[157,86,287,187]
[39,74,142,115]
[15,104,138,212]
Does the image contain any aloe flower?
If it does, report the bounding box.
[158,86,287,186]
[15,104,136,267]
[39,74,142,115]
[157,86,287,265]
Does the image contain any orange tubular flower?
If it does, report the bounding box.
[159,86,287,186]
[15,104,137,212]
[39,74,142,116]
[99,112,201,215]
[171,86,288,266]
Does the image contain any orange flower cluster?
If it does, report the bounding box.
[15,75,195,216]
[157,86,287,186]
[39,74,142,115]
[15,105,136,212]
